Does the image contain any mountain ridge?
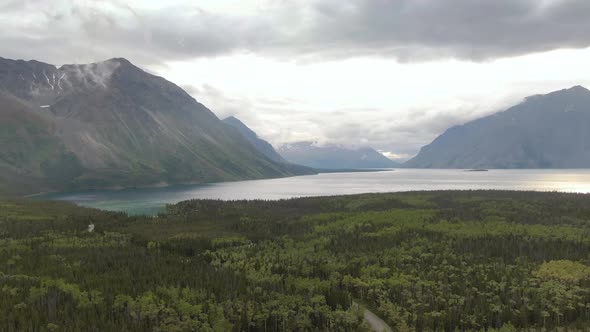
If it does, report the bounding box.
[222,116,287,163]
[405,86,590,169]
[279,141,400,169]
[0,57,311,195]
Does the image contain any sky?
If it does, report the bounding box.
[2,0,590,161]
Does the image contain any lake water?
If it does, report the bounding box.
[42,169,590,215]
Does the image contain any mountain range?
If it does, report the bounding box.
[224,117,400,170]
[405,86,590,168]
[3,56,590,196]
[0,57,313,194]
[278,142,400,169]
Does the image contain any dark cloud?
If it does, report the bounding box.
[0,0,273,66]
[297,0,590,61]
[2,0,589,159]
[1,0,590,65]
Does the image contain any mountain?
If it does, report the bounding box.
[405,86,590,169]
[278,142,399,169]
[0,57,312,194]
[222,116,286,163]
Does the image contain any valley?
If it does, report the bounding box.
[3,1,590,330]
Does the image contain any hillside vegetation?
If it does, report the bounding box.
[0,57,311,195]
[1,191,589,331]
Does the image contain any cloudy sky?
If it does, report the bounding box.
[2,0,590,160]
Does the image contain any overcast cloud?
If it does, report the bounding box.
[181,82,524,159]
[2,0,590,160]
[3,0,590,64]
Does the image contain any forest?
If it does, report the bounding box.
[1,190,589,331]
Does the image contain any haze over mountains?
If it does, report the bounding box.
[279,142,400,169]
[225,86,590,171]
[223,117,399,170]
[405,86,590,169]
[2,55,590,196]
[0,57,312,194]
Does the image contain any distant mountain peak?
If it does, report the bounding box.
[525,85,590,102]
[563,85,590,96]
[107,57,133,65]
[279,141,399,169]
[104,57,144,74]
[568,85,589,92]
[544,85,590,97]
[406,86,590,169]
[57,58,139,80]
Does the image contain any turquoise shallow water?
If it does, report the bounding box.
[41,169,590,215]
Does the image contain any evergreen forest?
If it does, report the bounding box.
[1,191,590,331]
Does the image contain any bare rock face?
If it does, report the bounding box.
[0,57,310,194]
[405,86,590,169]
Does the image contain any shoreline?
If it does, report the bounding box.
[23,168,396,199]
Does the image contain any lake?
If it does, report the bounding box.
[42,169,590,215]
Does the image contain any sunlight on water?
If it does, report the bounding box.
[41,169,590,215]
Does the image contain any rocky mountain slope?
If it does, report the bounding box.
[405,86,590,168]
[0,57,311,194]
